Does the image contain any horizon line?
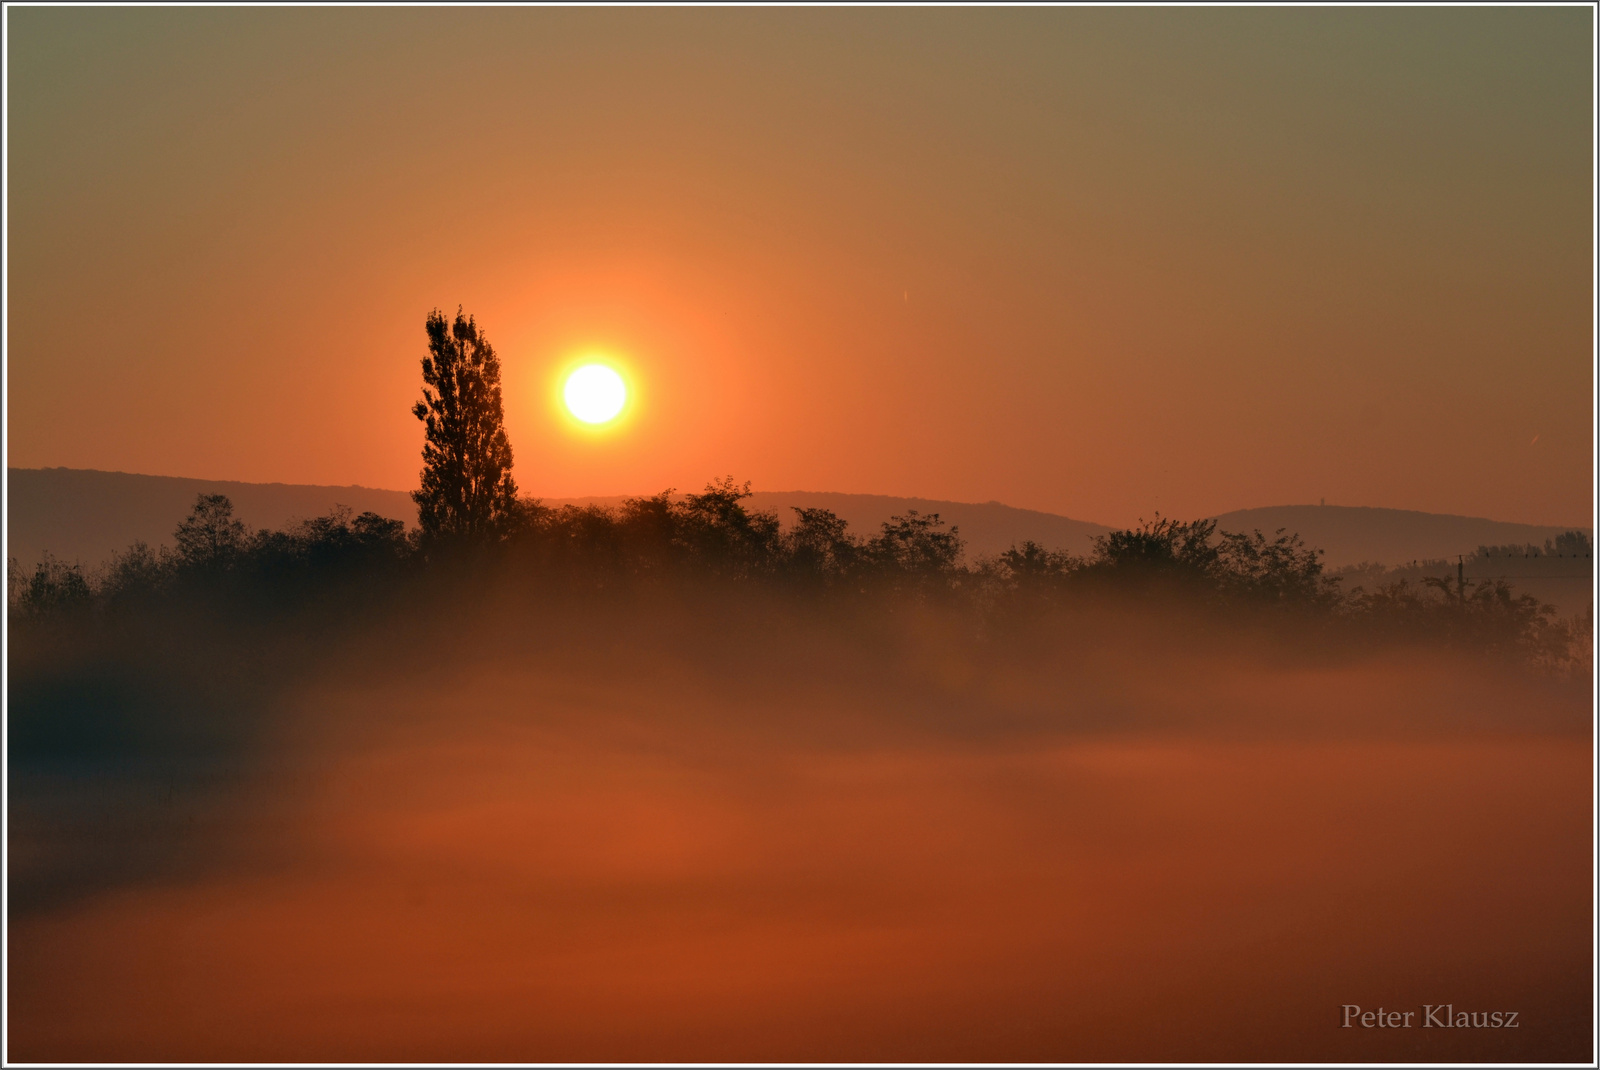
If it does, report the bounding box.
[6,464,1593,534]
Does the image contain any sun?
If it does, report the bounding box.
[563,363,627,425]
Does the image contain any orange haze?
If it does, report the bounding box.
[6,7,1593,527]
[8,590,1592,1061]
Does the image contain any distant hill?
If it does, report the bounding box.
[756,491,1112,560]
[5,469,1589,584]
[6,468,416,570]
[4,469,1112,569]
[1210,505,1590,570]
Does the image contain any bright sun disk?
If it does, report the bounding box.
[564,364,626,425]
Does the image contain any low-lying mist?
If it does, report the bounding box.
[8,489,1593,1061]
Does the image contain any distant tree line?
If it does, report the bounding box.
[1335,532,1593,591]
[10,305,1590,676]
[10,480,1592,675]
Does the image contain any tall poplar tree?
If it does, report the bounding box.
[412,307,518,542]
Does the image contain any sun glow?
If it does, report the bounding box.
[563,363,627,425]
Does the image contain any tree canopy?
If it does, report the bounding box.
[412,307,518,544]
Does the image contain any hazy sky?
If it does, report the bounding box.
[7,7,1593,526]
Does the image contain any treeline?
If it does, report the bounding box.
[1478,531,1593,560]
[1337,533,1592,590]
[10,478,1592,674]
[1334,532,1593,622]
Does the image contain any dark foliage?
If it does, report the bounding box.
[787,506,862,582]
[1477,530,1593,560]
[174,493,248,567]
[11,484,1591,676]
[412,307,518,544]
[1085,515,1220,581]
[676,477,783,577]
[13,494,413,620]
[1214,527,1339,607]
[9,553,92,616]
[865,510,964,589]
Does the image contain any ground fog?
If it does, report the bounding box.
[7,582,1593,1062]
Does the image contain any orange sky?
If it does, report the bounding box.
[6,7,1593,527]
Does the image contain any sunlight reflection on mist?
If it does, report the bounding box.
[8,589,1592,1062]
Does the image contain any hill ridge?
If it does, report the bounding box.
[5,467,1589,575]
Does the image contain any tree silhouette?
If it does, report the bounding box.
[677,477,781,576]
[1214,527,1337,606]
[175,494,248,566]
[1086,514,1218,580]
[867,510,962,582]
[786,507,860,580]
[412,307,518,543]
[998,540,1077,584]
[12,553,91,615]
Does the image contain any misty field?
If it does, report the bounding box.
[11,3,1595,1062]
[8,576,1591,1062]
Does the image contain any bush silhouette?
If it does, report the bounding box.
[1084,515,1218,582]
[10,553,92,616]
[10,479,1588,676]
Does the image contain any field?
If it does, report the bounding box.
[8,586,1592,1062]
